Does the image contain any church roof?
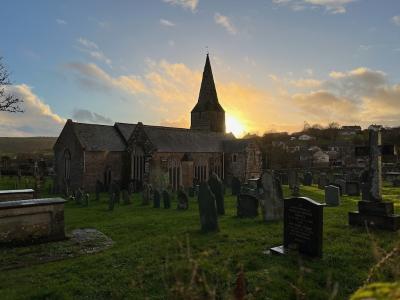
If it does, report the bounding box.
[223,139,253,153]
[114,122,137,141]
[142,125,233,153]
[191,54,224,113]
[71,122,126,151]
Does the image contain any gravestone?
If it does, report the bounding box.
[288,170,298,190]
[177,189,189,210]
[346,181,360,196]
[208,174,225,215]
[231,177,241,196]
[198,183,219,232]
[270,197,324,257]
[162,190,170,209]
[82,193,89,207]
[325,185,340,207]
[122,190,131,205]
[188,187,195,197]
[237,194,259,218]
[142,183,152,205]
[318,173,329,190]
[349,125,400,231]
[95,180,102,201]
[76,189,83,205]
[303,172,313,186]
[259,171,284,221]
[114,182,121,204]
[153,189,161,208]
[334,179,346,196]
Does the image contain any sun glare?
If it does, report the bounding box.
[226,114,246,137]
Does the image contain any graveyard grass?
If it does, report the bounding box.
[0,178,399,299]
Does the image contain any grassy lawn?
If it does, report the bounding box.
[0,177,399,300]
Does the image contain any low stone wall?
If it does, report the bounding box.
[0,198,66,245]
[0,189,35,202]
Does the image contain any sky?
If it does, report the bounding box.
[1,0,400,137]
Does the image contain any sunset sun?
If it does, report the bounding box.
[226,114,246,137]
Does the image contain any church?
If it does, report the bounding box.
[54,55,263,193]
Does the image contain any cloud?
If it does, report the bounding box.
[0,85,65,136]
[76,37,112,67]
[290,78,322,88]
[160,19,175,27]
[56,18,67,25]
[273,0,357,14]
[65,62,148,95]
[214,13,237,35]
[72,108,113,124]
[392,15,400,26]
[163,0,198,12]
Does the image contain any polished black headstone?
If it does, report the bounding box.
[270,197,324,257]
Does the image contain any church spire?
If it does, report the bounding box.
[190,54,226,133]
[191,54,224,113]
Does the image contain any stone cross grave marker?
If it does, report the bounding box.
[270,197,324,257]
[325,185,340,207]
[349,125,400,231]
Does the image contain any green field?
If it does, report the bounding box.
[0,177,399,300]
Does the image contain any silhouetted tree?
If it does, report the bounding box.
[0,57,23,112]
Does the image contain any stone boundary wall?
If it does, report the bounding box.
[0,189,35,202]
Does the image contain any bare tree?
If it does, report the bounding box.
[0,57,23,112]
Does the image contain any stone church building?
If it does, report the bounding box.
[54,55,262,192]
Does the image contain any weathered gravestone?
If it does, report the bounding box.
[153,189,161,208]
[334,179,346,196]
[108,189,115,211]
[114,182,121,204]
[237,194,258,218]
[270,197,324,257]
[162,190,171,209]
[198,183,219,232]
[177,189,189,210]
[349,125,400,231]
[82,193,89,207]
[346,181,360,196]
[325,185,340,207]
[231,177,241,196]
[303,172,313,186]
[208,173,225,215]
[259,171,284,221]
[142,183,152,205]
[318,173,329,190]
[122,190,131,205]
[76,188,83,205]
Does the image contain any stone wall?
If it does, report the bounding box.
[0,189,35,202]
[0,198,66,245]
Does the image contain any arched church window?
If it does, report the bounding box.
[64,149,71,180]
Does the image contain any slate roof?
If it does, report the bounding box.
[114,122,137,142]
[71,122,126,151]
[142,125,233,153]
[223,139,252,153]
[191,54,224,113]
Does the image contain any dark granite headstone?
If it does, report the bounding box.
[303,172,313,186]
[162,190,170,209]
[270,197,324,257]
[346,181,360,196]
[325,185,340,207]
[237,194,258,218]
[208,174,225,215]
[231,177,241,196]
[153,190,161,208]
[177,189,189,210]
[198,183,219,232]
